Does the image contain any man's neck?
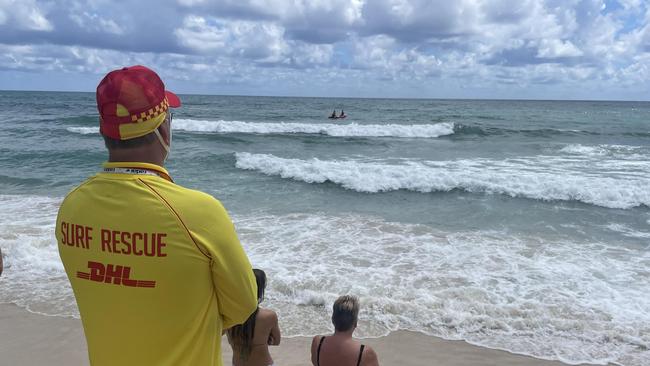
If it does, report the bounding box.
[108,149,164,167]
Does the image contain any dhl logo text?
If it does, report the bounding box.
[77,261,156,288]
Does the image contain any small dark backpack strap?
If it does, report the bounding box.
[317,336,326,366]
[356,344,365,366]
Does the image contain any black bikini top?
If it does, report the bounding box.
[317,336,365,366]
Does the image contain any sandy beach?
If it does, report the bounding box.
[0,303,606,366]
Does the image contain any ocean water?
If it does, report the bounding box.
[0,91,649,365]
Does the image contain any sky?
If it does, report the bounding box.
[1,0,650,100]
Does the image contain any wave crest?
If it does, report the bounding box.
[172,119,456,138]
[234,152,650,209]
[67,119,455,138]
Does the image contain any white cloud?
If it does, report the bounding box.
[174,15,289,61]
[1,0,650,99]
[68,11,124,35]
[0,0,53,31]
[291,43,333,66]
[174,16,230,52]
[536,39,583,58]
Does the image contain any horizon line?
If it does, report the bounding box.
[0,88,648,103]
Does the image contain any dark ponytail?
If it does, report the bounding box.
[227,269,266,361]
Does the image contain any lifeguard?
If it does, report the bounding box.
[56,65,257,366]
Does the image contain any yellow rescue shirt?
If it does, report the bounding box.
[56,162,258,366]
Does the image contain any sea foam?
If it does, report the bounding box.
[559,144,648,160]
[173,119,456,138]
[66,127,98,134]
[235,152,650,209]
[229,213,650,366]
[1,195,648,365]
[66,120,456,138]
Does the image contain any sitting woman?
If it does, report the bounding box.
[311,295,379,366]
[227,269,281,366]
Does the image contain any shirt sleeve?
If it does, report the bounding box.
[206,199,258,329]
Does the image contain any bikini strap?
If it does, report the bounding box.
[317,336,326,366]
[356,344,365,366]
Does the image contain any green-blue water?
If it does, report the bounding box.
[1,91,649,365]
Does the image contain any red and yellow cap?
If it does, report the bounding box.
[96,65,181,140]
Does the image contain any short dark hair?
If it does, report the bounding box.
[332,295,359,332]
[102,132,156,149]
[101,113,169,149]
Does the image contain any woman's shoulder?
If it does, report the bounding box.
[310,335,324,352]
[257,307,278,320]
[255,307,279,328]
[360,344,379,366]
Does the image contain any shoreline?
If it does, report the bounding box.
[0,303,609,366]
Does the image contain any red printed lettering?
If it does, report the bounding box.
[120,232,132,255]
[84,226,92,249]
[132,232,144,256]
[76,261,156,288]
[111,230,120,254]
[101,229,112,253]
[157,233,167,257]
[61,222,68,245]
[121,267,138,287]
[98,229,167,257]
[75,225,84,248]
[104,264,124,285]
[60,222,92,249]
[88,261,105,282]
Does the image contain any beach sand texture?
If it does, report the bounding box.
[1,303,607,366]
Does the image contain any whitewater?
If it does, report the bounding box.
[234,151,650,209]
[68,119,457,138]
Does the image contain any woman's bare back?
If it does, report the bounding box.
[311,334,379,366]
[230,308,280,366]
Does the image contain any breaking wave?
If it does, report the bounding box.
[66,127,97,134]
[172,119,456,138]
[67,120,456,138]
[234,152,650,209]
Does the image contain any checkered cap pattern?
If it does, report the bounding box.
[131,97,169,124]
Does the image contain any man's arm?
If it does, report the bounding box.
[207,200,258,329]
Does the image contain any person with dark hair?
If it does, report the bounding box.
[228,269,281,366]
[311,295,379,366]
[330,110,337,118]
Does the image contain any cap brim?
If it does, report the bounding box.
[165,90,181,108]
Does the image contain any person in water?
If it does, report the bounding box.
[339,110,346,118]
[330,110,337,118]
[228,269,281,366]
[311,295,379,366]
